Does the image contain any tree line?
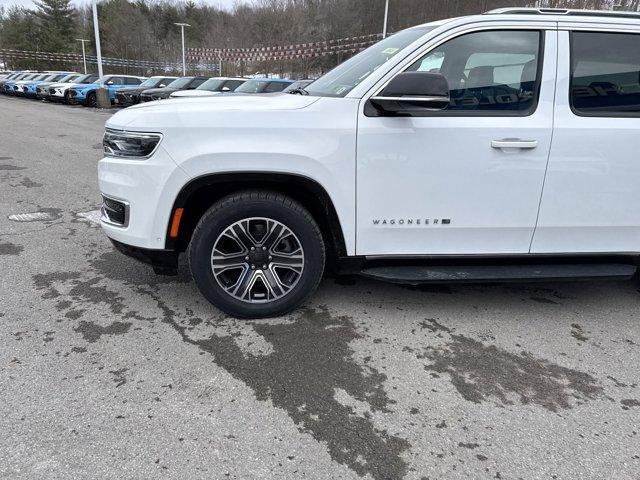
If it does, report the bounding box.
[0,0,637,78]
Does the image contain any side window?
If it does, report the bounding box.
[190,78,207,88]
[160,78,174,87]
[225,80,244,90]
[570,31,640,116]
[109,77,125,86]
[265,82,287,92]
[125,77,141,85]
[407,30,542,114]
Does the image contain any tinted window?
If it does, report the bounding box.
[107,77,125,86]
[235,80,269,93]
[125,77,142,85]
[407,30,542,114]
[190,78,207,88]
[570,31,640,116]
[225,80,245,90]
[264,82,288,92]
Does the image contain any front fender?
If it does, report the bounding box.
[162,97,359,255]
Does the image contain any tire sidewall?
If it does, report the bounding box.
[189,198,324,318]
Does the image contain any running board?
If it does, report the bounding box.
[360,263,637,284]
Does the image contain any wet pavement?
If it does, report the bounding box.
[1,96,639,480]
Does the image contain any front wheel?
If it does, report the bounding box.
[188,191,325,318]
[86,92,97,108]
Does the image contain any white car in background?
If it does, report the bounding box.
[47,73,99,103]
[170,77,246,98]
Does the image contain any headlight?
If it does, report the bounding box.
[103,128,162,159]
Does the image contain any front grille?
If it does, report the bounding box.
[101,195,129,227]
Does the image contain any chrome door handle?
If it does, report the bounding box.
[491,139,538,149]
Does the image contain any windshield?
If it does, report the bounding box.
[60,74,79,82]
[235,80,269,93]
[197,78,225,91]
[305,27,434,97]
[166,77,193,89]
[139,77,162,87]
[78,74,98,84]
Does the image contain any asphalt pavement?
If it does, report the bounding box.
[1,95,639,480]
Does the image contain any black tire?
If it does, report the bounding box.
[188,190,325,318]
[86,91,97,108]
[63,91,70,104]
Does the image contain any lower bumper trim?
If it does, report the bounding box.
[109,238,179,275]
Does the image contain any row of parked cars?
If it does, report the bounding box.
[0,70,313,107]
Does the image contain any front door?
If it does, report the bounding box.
[356,28,557,256]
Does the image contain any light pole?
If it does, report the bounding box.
[75,38,89,74]
[174,22,191,75]
[382,0,390,38]
[92,1,103,78]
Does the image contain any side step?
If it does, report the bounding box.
[360,263,638,284]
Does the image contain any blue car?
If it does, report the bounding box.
[68,74,146,107]
[22,72,75,99]
[3,73,41,95]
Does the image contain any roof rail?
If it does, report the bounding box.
[485,7,640,20]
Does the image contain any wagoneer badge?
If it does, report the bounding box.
[372,218,451,225]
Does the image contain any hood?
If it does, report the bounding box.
[141,87,178,95]
[49,82,77,88]
[107,93,321,129]
[170,90,221,98]
[118,87,147,94]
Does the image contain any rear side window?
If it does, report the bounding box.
[407,30,542,115]
[125,77,141,85]
[190,78,207,88]
[570,31,640,116]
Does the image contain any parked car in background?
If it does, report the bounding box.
[12,73,50,96]
[231,78,294,94]
[140,76,209,102]
[0,71,14,80]
[35,73,81,100]
[115,76,178,107]
[23,72,75,99]
[48,73,99,103]
[68,74,146,107]
[283,79,314,94]
[169,77,247,98]
[0,72,27,93]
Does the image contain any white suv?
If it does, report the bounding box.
[99,8,640,318]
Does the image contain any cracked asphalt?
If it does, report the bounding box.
[1,95,640,480]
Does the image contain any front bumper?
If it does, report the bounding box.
[115,92,140,106]
[98,145,190,250]
[109,238,179,274]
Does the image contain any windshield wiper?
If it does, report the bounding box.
[288,88,309,95]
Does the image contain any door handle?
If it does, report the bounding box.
[491,139,538,150]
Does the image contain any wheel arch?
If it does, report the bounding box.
[165,172,348,267]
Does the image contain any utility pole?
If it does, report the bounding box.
[174,23,191,75]
[75,38,89,74]
[382,0,390,38]
[92,1,103,77]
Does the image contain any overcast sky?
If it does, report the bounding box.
[0,0,248,10]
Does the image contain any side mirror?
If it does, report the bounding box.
[222,86,230,91]
[106,81,114,86]
[368,71,450,116]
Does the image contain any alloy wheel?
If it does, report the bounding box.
[211,217,305,303]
